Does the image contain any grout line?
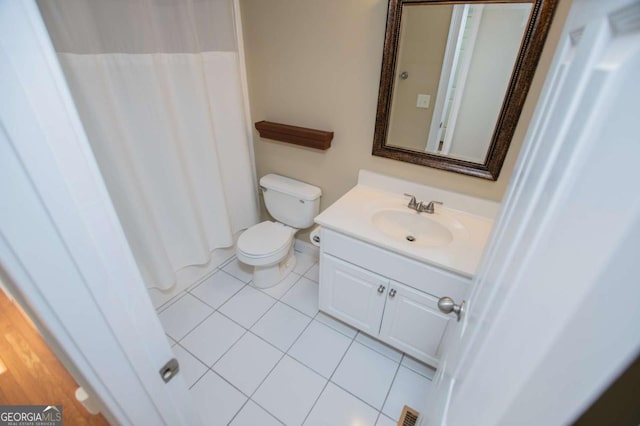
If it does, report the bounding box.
[240,297,278,330]
[220,261,253,284]
[156,262,228,312]
[255,303,314,353]
[299,374,329,425]
[327,331,358,381]
[216,267,250,284]
[155,289,190,313]
[218,254,239,269]
[212,368,248,397]
[294,262,315,277]
[303,270,319,283]
[282,309,317,355]
[187,368,209,390]
[226,397,285,426]
[214,285,278,328]
[207,328,252,373]
[379,357,402,421]
[299,325,359,425]
[226,398,251,425]
[278,271,305,298]
[254,272,301,300]
[278,276,320,318]
[243,310,319,424]
[178,322,245,378]
[244,351,286,403]
[187,280,247,312]
[313,311,358,339]
[185,365,209,390]
[184,265,222,293]
[399,354,437,380]
[197,369,251,409]
[354,332,403,363]
[246,329,288,360]
[245,399,286,426]
[170,307,216,343]
[215,310,253,332]
[330,380,386,415]
[376,413,395,425]
[278,300,318,320]
[173,298,250,370]
[170,341,210,389]
[325,339,400,415]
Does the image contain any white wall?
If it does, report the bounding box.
[239,0,572,230]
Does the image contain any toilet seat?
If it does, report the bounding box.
[237,221,295,266]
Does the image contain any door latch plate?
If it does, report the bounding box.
[159,358,180,383]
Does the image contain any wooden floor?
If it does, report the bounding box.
[0,290,109,425]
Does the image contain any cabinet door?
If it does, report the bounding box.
[319,254,388,336]
[379,281,452,367]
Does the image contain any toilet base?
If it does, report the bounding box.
[252,246,297,289]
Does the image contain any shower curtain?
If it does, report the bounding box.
[37,0,259,290]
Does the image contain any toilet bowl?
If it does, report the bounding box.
[237,221,297,288]
[236,174,321,288]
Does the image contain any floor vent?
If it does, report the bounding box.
[398,405,420,426]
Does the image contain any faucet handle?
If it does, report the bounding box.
[403,193,418,209]
[423,200,443,214]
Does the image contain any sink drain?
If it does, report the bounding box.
[406,235,416,242]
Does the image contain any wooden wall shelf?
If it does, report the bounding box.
[254,121,333,150]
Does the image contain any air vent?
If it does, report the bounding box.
[398,405,420,426]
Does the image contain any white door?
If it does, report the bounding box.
[0,2,200,424]
[426,0,640,424]
[319,254,388,335]
[379,281,451,367]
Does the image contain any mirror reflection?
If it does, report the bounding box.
[386,3,532,163]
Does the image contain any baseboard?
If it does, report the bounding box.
[294,238,319,258]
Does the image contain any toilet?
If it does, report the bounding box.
[236,174,321,288]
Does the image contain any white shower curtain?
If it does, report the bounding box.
[37,0,259,290]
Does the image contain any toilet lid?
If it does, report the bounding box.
[238,221,294,257]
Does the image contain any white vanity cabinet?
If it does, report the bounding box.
[318,228,470,367]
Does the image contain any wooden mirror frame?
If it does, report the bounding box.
[372,0,558,180]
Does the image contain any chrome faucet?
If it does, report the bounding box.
[404,193,419,210]
[404,194,443,214]
[421,200,443,214]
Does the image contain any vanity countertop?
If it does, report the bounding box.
[314,176,497,277]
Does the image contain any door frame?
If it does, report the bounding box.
[0,2,199,424]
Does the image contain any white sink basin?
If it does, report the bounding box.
[371,209,454,247]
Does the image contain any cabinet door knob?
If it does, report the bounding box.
[389,288,397,297]
[377,285,386,293]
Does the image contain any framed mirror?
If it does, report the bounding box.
[372,0,558,180]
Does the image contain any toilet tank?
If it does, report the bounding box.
[260,174,321,229]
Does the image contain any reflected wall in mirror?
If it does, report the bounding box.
[373,0,558,180]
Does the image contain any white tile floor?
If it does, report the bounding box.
[157,251,434,425]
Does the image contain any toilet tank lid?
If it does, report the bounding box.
[260,174,321,201]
